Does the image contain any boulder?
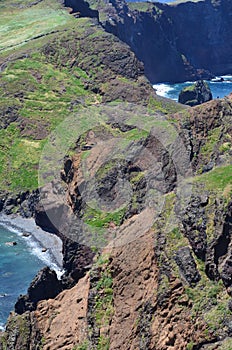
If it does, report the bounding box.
[178,80,212,106]
[174,247,201,286]
[15,267,62,314]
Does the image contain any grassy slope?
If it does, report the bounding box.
[0,1,99,192]
[0,0,184,194]
[0,0,71,53]
[0,1,232,349]
[0,0,230,211]
[127,0,203,12]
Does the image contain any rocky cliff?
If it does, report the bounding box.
[87,0,232,82]
[1,97,232,349]
[178,80,213,106]
[0,1,232,350]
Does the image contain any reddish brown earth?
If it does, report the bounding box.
[35,274,90,349]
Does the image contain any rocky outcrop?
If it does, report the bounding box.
[178,80,213,106]
[64,0,99,19]
[207,201,232,288]
[1,1,232,349]
[15,267,63,314]
[0,190,39,217]
[174,247,201,286]
[181,194,209,260]
[2,119,232,349]
[61,238,95,285]
[0,104,19,129]
[33,274,90,350]
[91,0,232,82]
[0,312,42,350]
[173,96,232,174]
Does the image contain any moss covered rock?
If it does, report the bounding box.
[178,80,213,106]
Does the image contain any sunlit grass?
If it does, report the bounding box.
[0,0,73,52]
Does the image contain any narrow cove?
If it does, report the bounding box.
[0,217,63,328]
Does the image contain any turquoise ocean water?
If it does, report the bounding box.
[0,224,45,329]
[153,75,232,101]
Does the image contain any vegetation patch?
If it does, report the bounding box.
[95,269,113,349]
[201,127,222,157]
[0,0,73,53]
[0,124,46,191]
[0,54,95,192]
[84,206,125,228]
[127,2,154,12]
[185,258,231,336]
[148,96,184,114]
[194,165,232,192]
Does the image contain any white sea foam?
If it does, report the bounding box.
[221,75,232,79]
[0,215,64,279]
[21,235,64,279]
[153,76,232,101]
[210,75,232,84]
[153,83,174,97]
[0,323,5,331]
[0,294,8,298]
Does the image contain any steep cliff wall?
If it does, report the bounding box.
[1,95,232,349]
[92,0,232,82]
[0,1,232,349]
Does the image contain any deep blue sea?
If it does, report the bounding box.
[0,225,45,329]
[153,75,232,101]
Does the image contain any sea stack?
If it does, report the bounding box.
[178,80,213,106]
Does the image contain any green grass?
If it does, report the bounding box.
[127,2,154,12]
[84,206,125,228]
[0,124,46,191]
[0,0,74,53]
[94,265,113,349]
[194,165,232,191]
[148,96,184,115]
[0,55,95,192]
[201,127,222,157]
[1,57,89,116]
[130,171,145,185]
[75,341,89,350]
[123,128,148,140]
[0,24,111,192]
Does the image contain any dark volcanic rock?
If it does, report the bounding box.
[34,183,68,234]
[0,312,42,350]
[181,195,208,260]
[94,0,232,82]
[178,80,212,106]
[15,267,62,314]
[0,105,19,129]
[0,190,40,217]
[64,0,99,19]
[204,201,232,284]
[174,247,201,286]
[61,237,95,285]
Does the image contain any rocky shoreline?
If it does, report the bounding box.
[0,214,63,274]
